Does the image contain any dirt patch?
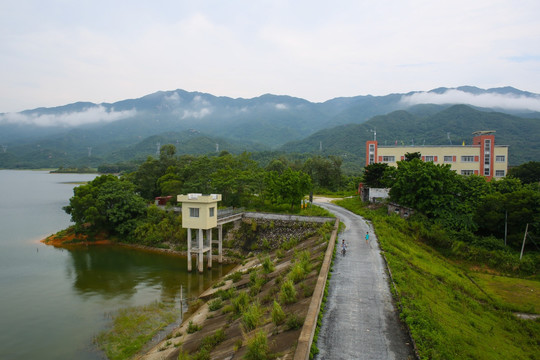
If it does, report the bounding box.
[42,229,112,247]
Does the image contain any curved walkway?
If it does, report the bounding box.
[314,202,415,360]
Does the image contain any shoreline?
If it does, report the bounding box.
[41,230,239,264]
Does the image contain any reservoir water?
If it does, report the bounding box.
[0,170,234,360]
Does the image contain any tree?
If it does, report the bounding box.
[133,205,185,245]
[508,161,540,184]
[404,152,422,161]
[64,175,146,236]
[475,185,540,248]
[129,144,181,200]
[265,168,312,209]
[363,163,394,188]
[303,155,343,192]
[157,166,183,197]
[389,159,475,229]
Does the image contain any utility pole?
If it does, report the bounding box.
[520,223,529,260]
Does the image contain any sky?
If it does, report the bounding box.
[1,0,540,113]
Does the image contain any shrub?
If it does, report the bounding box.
[192,348,209,360]
[199,328,226,350]
[233,338,243,352]
[178,349,192,360]
[208,298,223,311]
[271,300,285,325]
[285,313,304,330]
[227,271,243,282]
[243,330,270,360]
[186,321,201,334]
[279,279,297,304]
[471,235,506,251]
[300,283,315,297]
[288,262,306,283]
[281,237,298,251]
[242,302,264,331]
[216,288,235,301]
[261,256,275,274]
[232,291,250,315]
[212,280,225,288]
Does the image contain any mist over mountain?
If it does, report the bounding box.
[0,86,538,169]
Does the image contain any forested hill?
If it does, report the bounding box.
[279,105,540,166]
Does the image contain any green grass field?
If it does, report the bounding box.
[335,198,540,360]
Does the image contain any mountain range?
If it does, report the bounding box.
[0,86,539,170]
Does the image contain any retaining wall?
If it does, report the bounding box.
[293,218,339,360]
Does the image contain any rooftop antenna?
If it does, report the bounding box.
[422,139,425,146]
[216,143,219,152]
[1,145,7,153]
[447,132,452,145]
[411,138,414,146]
[87,147,92,157]
[369,128,377,141]
[156,142,161,156]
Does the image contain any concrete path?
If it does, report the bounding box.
[314,202,415,360]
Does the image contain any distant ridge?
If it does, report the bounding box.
[0,86,539,169]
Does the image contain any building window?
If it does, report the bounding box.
[444,156,453,162]
[461,156,475,162]
[382,156,395,162]
[189,208,199,218]
[461,170,474,176]
[496,155,506,162]
[424,156,434,162]
[495,170,505,177]
[368,144,375,164]
[209,207,215,217]
[484,139,491,176]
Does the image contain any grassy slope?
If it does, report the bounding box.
[335,198,540,360]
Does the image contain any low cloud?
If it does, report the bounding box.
[275,103,288,110]
[0,106,137,127]
[192,95,210,106]
[181,108,212,119]
[164,92,182,106]
[400,89,540,112]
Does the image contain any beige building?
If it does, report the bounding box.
[366,131,508,180]
[178,193,221,230]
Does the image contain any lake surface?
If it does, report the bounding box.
[0,170,234,360]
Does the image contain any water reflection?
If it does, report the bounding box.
[63,245,235,303]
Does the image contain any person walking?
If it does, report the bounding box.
[365,231,369,244]
[341,239,347,256]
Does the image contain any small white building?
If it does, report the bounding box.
[177,193,222,272]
